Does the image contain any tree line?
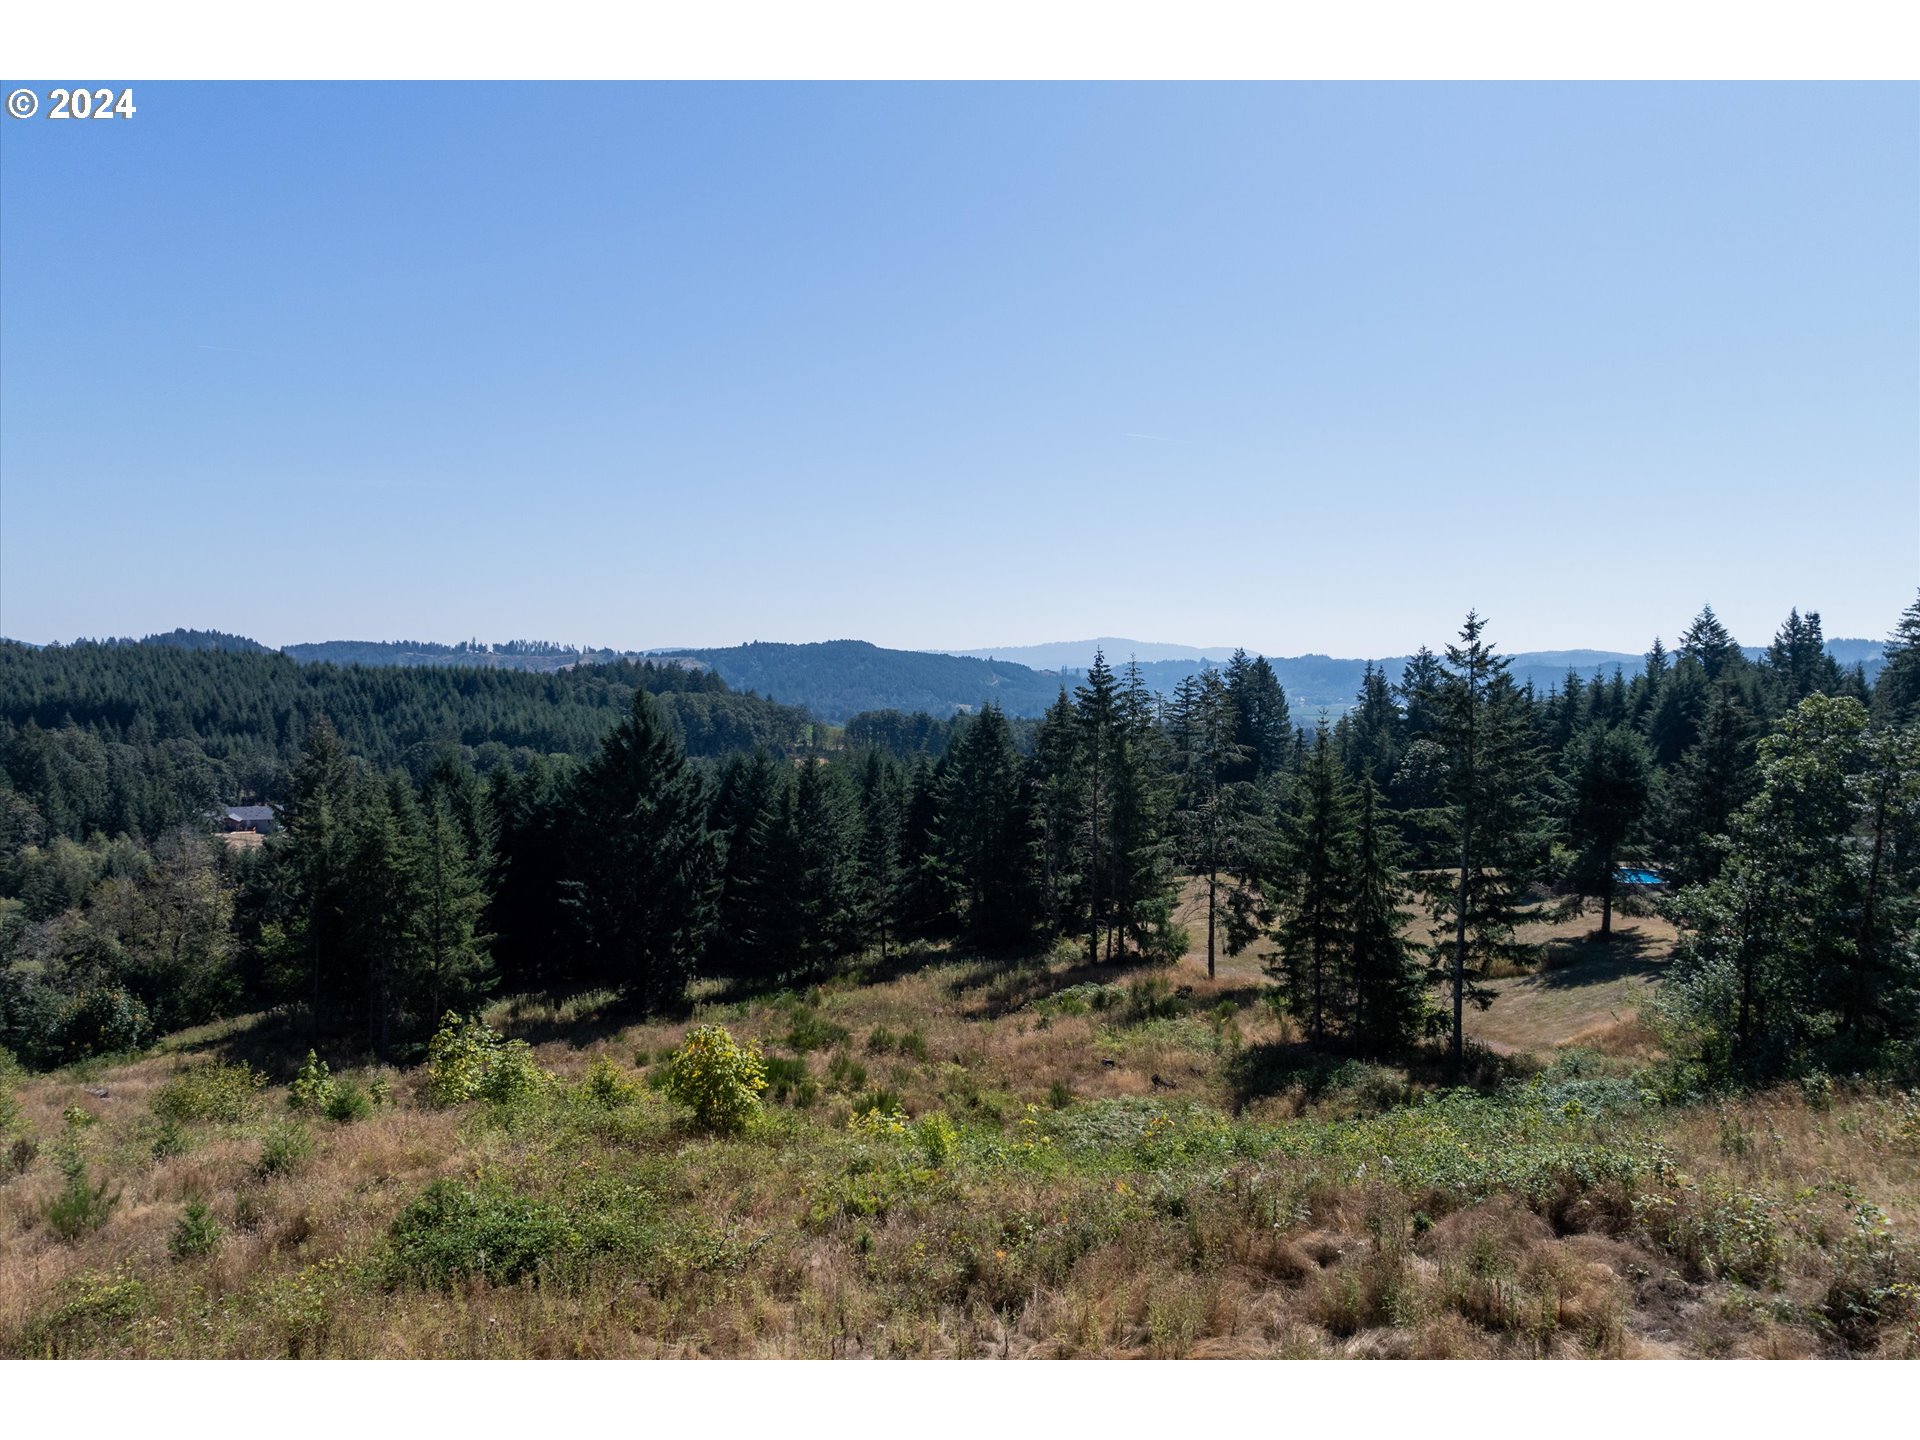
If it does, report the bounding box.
[3,595,1915,1087]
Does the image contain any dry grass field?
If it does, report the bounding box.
[3,896,1917,1359]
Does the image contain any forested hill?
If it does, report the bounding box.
[660,641,1069,723]
[14,629,1887,728]
[0,641,816,840]
[281,639,654,672]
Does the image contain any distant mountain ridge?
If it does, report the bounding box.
[18,628,1887,726]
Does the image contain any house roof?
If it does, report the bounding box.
[226,805,277,822]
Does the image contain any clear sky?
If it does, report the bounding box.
[2,82,1915,657]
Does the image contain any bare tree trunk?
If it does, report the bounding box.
[1206,865,1217,981]
[1452,823,1471,1073]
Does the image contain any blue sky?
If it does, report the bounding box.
[2,82,1914,657]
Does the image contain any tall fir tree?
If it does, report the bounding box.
[1347,778,1427,1055]
[1170,668,1267,978]
[563,691,721,1011]
[1873,589,1920,726]
[1268,723,1354,1044]
[1421,612,1554,1070]
[855,748,907,961]
[934,704,1039,946]
[1562,722,1653,937]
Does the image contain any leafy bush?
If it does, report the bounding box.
[59,987,152,1059]
[168,1200,223,1261]
[915,1110,959,1166]
[153,1062,266,1124]
[324,1083,372,1124]
[423,1012,552,1108]
[386,1178,574,1288]
[1635,1177,1783,1285]
[580,1054,641,1109]
[286,1051,336,1112]
[661,1025,767,1134]
[255,1119,316,1178]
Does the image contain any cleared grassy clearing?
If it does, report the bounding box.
[3,924,1917,1359]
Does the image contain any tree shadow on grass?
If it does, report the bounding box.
[1225,1037,1529,1114]
[1533,928,1669,991]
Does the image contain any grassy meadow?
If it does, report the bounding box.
[3,896,1917,1360]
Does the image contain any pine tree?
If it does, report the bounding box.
[1031,689,1086,941]
[484,755,574,991]
[411,790,493,1027]
[271,719,361,1038]
[1679,605,1742,682]
[563,692,721,1011]
[1268,723,1354,1044]
[855,749,906,961]
[934,704,1038,946]
[1658,684,1756,885]
[709,749,784,970]
[1073,652,1121,963]
[1109,661,1180,961]
[1347,778,1426,1054]
[1421,612,1553,1070]
[1224,650,1293,779]
[1563,722,1653,937]
[1873,590,1920,725]
[1765,608,1841,708]
[1170,669,1267,978]
[1342,662,1402,790]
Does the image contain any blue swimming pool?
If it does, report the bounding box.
[1616,868,1663,886]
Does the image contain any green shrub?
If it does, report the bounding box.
[233,1187,267,1232]
[47,1159,117,1240]
[851,1087,902,1117]
[287,1051,336,1112]
[785,1007,851,1053]
[1047,1080,1074,1110]
[324,1083,372,1124]
[150,1116,189,1160]
[661,1025,767,1134]
[827,1052,868,1093]
[897,1027,929,1062]
[581,1055,641,1109]
[255,1119,316,1178]
[915,1110,959,1166]
[168,1200,223,1261]
[153,1062,266,1124]
[7,1135,38,1176]
[368,1074,394,1109]
[1635,1177,1783,1286]
[865,1026,897,1055]
[764,1055,819,1107]
[385,1178,574,1289]
[1124,975,1179,1023]
[423,1012,551,1108]
[59,987,152,1059]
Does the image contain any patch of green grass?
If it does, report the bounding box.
[151,1062,266,1124]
